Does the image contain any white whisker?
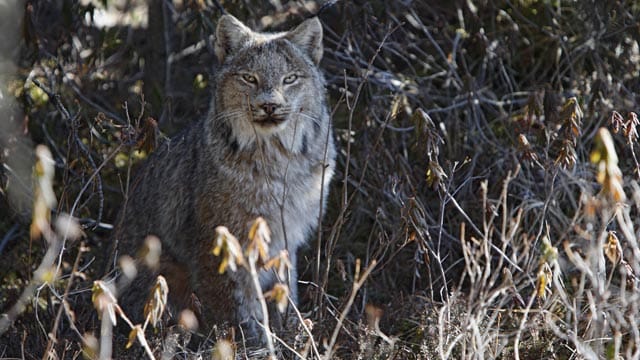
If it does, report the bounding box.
[297,112,324,128]
[215,110,246,122]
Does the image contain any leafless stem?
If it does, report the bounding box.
[286,296,321,358]
[43,241,88,358]
[248,253,276,358]
[324,259,377,359]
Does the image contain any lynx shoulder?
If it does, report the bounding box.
[114,14,336,340]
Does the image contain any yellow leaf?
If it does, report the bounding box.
[218,257,229,274]
[212,242,222,256]
[541,236,558,263]
[247,217,271,263]
[213,226,244,273]
[605,231,622,264]
[263,250,292,280]
[264,283,289,313]
[536,268,547,299]
[91,281,117,323]
[126,326,141,349]
[590,148,602,164]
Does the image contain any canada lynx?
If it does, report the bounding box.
[115,14,335,339]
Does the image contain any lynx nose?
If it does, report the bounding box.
[261,103,280,115]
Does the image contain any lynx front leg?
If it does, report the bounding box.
[193,253,270,347]
[232,270,271,344]
[159,258,197,320]
[193,252,240,331]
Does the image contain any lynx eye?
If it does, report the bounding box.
[241,74,258,84]
[283,74,298,85]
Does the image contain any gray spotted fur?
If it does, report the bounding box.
[115,14,335,340]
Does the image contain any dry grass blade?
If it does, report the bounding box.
[324,259,377,359]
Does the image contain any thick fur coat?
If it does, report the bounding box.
[114,14,336,339]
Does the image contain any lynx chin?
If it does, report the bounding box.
[114,14,336,340]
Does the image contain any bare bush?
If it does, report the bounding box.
[2,0,640,359]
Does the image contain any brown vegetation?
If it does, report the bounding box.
[2,0,640,358]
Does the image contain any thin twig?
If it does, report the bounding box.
[43,241,88,358]
[324,259,377,359]
[248,256,276,358]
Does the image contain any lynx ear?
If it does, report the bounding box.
[286,17,323,64]
[215,15,255,63]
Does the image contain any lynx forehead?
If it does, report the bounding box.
[115,13,336,346]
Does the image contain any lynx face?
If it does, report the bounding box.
[213,15,327,151]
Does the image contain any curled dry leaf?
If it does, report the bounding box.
[610,111,625,134]
[536,237,558,300]
[143,275,169,328]
[517,134,539,164]
[591,127,626,202]
[605,231,623,264]
[137,117,159,154]
[609,111,639,143]
[555,139,577,169]
[552,97,583,169]
[426,160,446,189]
[126,325,142,349]
[264,283,289,313]
[412,108,442,157]
[263,250,292,280]
[91,281,118,325]
[212,226,245,273]
[536,263,553,300]
[247,217,271,263]
[623,112,639,143]
[522,89,544,127]
[412,107,445,189]
[559,97,583,142]
[541,236,558,264]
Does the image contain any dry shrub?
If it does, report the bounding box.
[1,0,640,359]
